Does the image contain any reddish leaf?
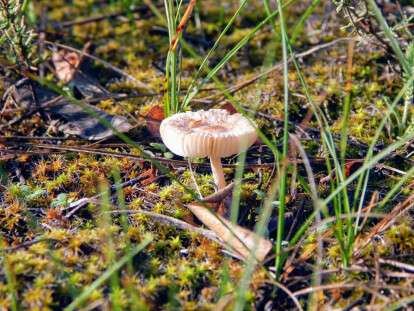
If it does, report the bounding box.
[143,105,164,137]
[345,160,360,177]
[139,168,157,185]
[219,102,237,114]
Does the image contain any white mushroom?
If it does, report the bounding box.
[160,109,258,190]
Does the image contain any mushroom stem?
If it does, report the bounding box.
[210,156,226,190]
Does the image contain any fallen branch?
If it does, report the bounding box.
[1,237,49,252]
[3,143,410,178]
[108,209,223,246]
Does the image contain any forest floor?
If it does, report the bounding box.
[1,0,414,310]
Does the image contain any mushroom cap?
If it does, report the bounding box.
[160,109,257,158]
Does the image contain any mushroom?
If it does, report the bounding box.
[160,109,257,190]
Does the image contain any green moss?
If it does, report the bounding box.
[383,220,414,254]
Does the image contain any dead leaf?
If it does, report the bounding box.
[187,203,272,262]
[9,80,133,140]
[71,73,109,98]
[344,160,360,177]
[143,105,164,137]
[52,50,80,83]
[139,168,157,185]
[50,99,132,140]
[219,101,237,114]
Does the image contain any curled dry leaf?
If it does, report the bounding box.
[187,203,272,262]
[219,101,238,114]
[143,105,164,137]
[138,168,158,185]
[52,50,80,83]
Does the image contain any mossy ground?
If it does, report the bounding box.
[1,0,414,310]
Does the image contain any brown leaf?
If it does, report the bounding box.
[52,50,80,83]
[45,208,68,227]
[219,101,237,114]
[139,168,157,185]
[187,203,272,262]
[143,105,164,137]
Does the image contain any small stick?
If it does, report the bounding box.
[1,237,50,252]
[108,209,222,245]
[379,258,414,273]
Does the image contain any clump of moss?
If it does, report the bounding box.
[380,218,414,256]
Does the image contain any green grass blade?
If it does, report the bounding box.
[274,0,290,278]
[290,0,321,44]
[352,73,414,234]
[230,151,247,224]
[234,171,281,311]
[164,0,179,115]
[367,0,409,73]
[181,0,249,109]
[289,73,414,247]
[183,1,298,106]
[377,165,414,210]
